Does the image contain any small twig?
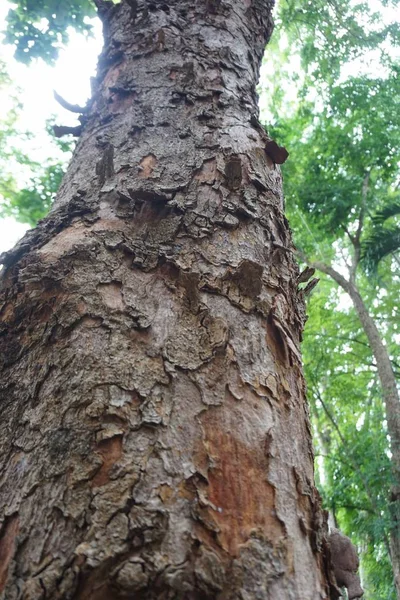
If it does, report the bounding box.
[311,378,379,514]
[53,125,82,138]
[295,207,327,262]
[272,241,292,253]
[350,170,371,283]
[297,266,316,284]
[342,224,355,245]
[303,277,320,296]
[54,90,88,114]
[308,259,352,294]
[355,171,370,248]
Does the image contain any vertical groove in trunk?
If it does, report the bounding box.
[0,1,333,598]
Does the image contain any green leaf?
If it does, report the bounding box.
[3,0,97,64]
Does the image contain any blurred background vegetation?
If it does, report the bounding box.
[260,1,400,596]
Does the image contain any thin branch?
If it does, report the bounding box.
[53,90,88,114]
[392,252,400,269]
[311,379,379,514]
[356,171,371,247]
[318,370,376,379]
[315,452,362,470]
[335,503,376,514]
[295,206,327,262]
[305,332,370,349]
[342,223,356,245]
[53,125,82,138]
[351,170,371,282]
[307,259,352,294]
[364,373,378,432]
[338,241,352,275]
[312,377,394,561]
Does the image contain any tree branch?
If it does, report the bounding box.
[356,171,370,248]
[305,332,370,349]
[307,259,351,294]
[53,90,88,114]
[53,125,82,138]
[351,170,371,282]
[311,379,379,514]
[342,224,355,245]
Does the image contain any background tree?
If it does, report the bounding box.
[0,59,72,226]
[304,278,397,599]
[261,0,400,596]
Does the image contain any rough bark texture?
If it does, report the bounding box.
[0,1,335,598]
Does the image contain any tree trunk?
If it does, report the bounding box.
[0,1,334,598]
[348,287,400,599]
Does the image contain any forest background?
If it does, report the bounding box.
[0,0,399,597]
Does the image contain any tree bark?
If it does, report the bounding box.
[0,1,334,598]
[312,259,400,598]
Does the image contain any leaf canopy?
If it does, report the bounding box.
[3,0,96,64]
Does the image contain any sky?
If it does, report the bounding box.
[0,2,103,253]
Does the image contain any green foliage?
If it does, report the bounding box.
[0,162,65,226]
[268,69,400,239]
[262,0,400,595]
[362,200,400,274]
[361,540,396,599]
[276,0,400,84]
[0,64,72,225]
[304,279,397,599]
[3,0,96,64]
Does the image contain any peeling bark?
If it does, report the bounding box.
[0,1,334,598]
